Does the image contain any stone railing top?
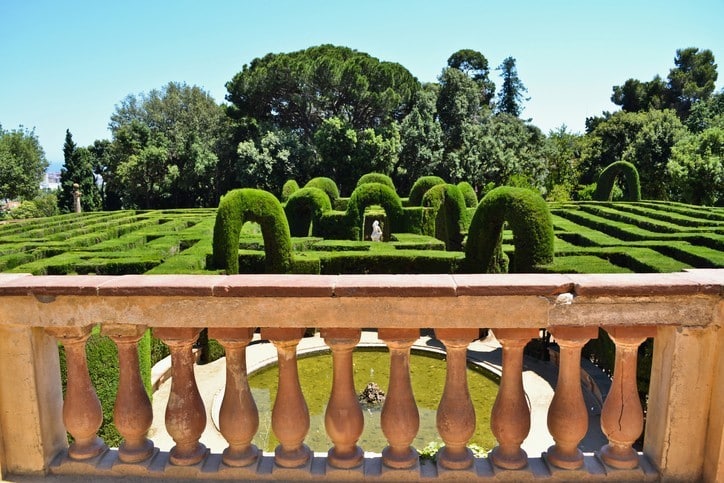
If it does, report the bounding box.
[0,270,720,298]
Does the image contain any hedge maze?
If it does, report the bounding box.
[1,179,722,277]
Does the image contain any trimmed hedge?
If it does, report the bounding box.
[408,176,446,206]
[594,161,642,201]
[422,184,467,251]
[281,179,300,202]
[305,177,340,201]
[284,187,332,237]
[345,183,405,241]
[212,188,292,274]
[457,181,478,208]
[465,186,555,273]
[356,172,396,191]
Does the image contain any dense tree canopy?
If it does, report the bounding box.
[59,130,102,212]
[0,124,47,201]
[496,56,528,117]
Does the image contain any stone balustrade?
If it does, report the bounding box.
[0,270,721,482]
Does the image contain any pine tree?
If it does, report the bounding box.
[496,57,529,117]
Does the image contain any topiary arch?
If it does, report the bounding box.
[593,161,642,201]
[346,182,404,240]
[212,188,292,274]
[283,187,332,237]
[408,175,446,205]
[356,172,396,191]
[305,177,340,201]
[457,181,478,208]
[464,186,554,273]
[281,179,300,202]
[421,183,467,251]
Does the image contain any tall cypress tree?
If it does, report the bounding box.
[59,130,101,212]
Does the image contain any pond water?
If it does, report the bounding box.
[245,347,499,453]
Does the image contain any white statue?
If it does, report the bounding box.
[371,220,383,242]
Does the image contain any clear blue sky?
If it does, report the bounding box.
[1,0,722,167]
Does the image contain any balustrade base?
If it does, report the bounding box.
[44,449,663,481]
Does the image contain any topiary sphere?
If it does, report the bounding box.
[408,175,446,205]
[305,177,340,201]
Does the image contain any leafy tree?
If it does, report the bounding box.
[685,90,724,133]
[226,45,419,140]
[611,76,666,113]
[396,86,444,194]
[496,56,529,117]
[668,127,724,205]
[0,124,48,201]
[108,82,225,208]
[666,47,718,120]
[446,49,495,107]
[543,125,583,198]
[59,130,101,212]
[437,67,486,151]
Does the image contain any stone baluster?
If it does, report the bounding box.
[546,326,597,470]
[435,328,479,470]
[262,328,311,468]
[154,327,207,466]
[490,328,538,470]
[46,326,107,460]
[103,325,155,463]
[600,326,655,469]
[208,328,259,467]
[321,328,364,469]
[379,328,420,469]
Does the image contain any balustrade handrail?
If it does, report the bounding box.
[0,269,721,482]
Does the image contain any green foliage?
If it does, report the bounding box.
[356,172,396,191]
[304,177,340,201]
[594,161,642,201]
[496,56,528,117]
[0,124,48,201]
[212,189,292,274]
[408,176,446,205]
[421,184,467,250]
[465,186,554,272]
[446,49,495,106]
[668,127,724,205]
[457,181,478,208]
[281,179,300,201]
[6,192,59,219]
[59,130,102,212]
[284,187,332,237]
[345,183,404,240]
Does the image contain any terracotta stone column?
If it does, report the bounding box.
[546,326,597,470]
[154,327,207,466]
[209,327,259,467]
[489,328,538,470]
[321,328,364,469]
[104,325,155,463]
[600,326,654,469]
[379,328,420,469]
[46,326,107,460]
[262,327,311,468]
[435,328,479,470]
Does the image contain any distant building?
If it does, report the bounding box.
[41,171,61,191]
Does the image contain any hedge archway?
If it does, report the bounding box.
[594,161,642,201]
[457,181,478,208]
[284,187,332,237]
[212,188,292,274]
[464,186,554,273]
[408,175,445,205]
[346,182,404,240]
[281,179,300,202]
[421,184,467,251]
[305,177,340,201]
[356,172,396,191]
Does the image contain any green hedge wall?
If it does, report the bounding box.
[594,161,642,201]
[345,183,405,241]
[305,177,340,201]
[408,175,446,206]
[465,186,554,273]
[211,188,292,274]
[422,183,468,251]
[283,187,332,237]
